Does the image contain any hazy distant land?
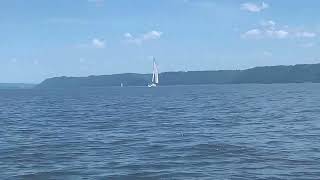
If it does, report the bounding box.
[0,83,35,89]
[37,63,320,88]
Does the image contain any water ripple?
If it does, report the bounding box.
[1,84,320,179]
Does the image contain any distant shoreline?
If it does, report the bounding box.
[34,63,320,88]
[0,83,36,89]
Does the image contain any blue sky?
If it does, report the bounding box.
[1,0,320,83]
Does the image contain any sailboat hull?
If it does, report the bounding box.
[148,83,157,87]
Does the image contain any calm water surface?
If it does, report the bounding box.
[1,84,320,179]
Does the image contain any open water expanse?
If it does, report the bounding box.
[1,84,320,179]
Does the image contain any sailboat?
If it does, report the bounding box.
[148,57,159,87]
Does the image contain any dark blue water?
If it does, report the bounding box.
[1,84,320,179]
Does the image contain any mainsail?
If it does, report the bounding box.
[152,58,159,84]
[148,57,159,87]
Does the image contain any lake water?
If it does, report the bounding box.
[1,84,320,179]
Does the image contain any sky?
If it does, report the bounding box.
[1,0,320,83]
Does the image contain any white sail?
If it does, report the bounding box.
[148,57,159,87]
[153,58,159,84]
[152,67,155,83]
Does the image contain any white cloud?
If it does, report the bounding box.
[143,31,162,40]
[92,38,106,48]
[295,31,317,38]
[242,18,317,41]
[243,18,318,40]
[77,38,106,49]
[124,33,133,38]
[260,20,276,28]
[266,30,289,39]
[242,28,289,39]
[241,2,269,12]
[124,30,163,45]
[241,29,262,38]
[243,27,317,40]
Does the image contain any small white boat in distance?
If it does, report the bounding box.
[148,57,159,87]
